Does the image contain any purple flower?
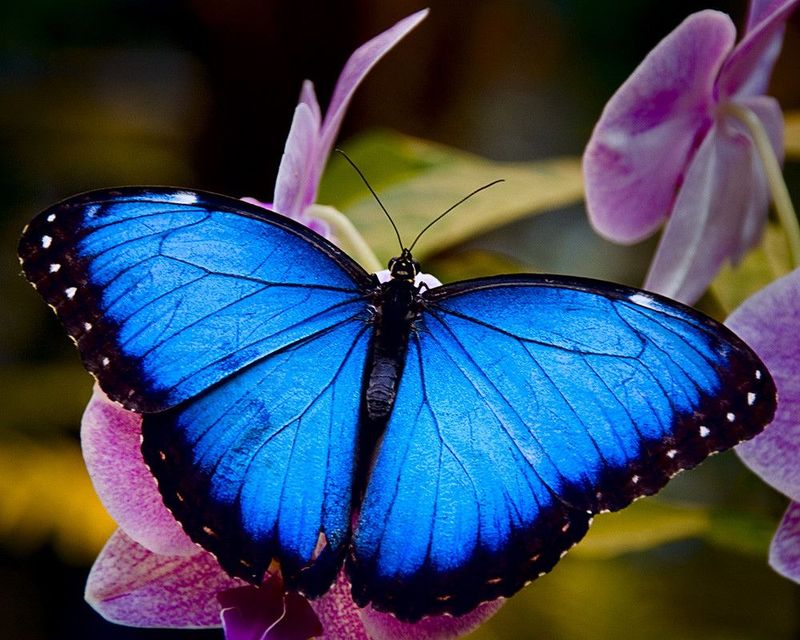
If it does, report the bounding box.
[583,0,797,304]
[727,268,800,583]
[242,9,430,244]
[82,10,499,638]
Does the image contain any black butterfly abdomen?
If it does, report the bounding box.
[365,278,418,423]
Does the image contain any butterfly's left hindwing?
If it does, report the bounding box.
[349,275,775,621]
[142,316,372,593]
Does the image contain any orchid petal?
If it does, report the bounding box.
[81,387,196,555]
[240,197,273,209]
[583,10,735,244]
[219,581,322,640]
[310,571,369,640]
[731,94,784,253]
[311,9,429,203]
[274,101,321,218]
[746,0,790,31]
[643,108,767,303]
[360,600,504,640]
[720,0,800,99]
[299,79,322,129]
[769,501,800,582]
[86,529,243,627]
[729,268,800,502]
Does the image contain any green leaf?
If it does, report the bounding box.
[709,222,792,316]
[319,129,584,264]
[424,248,532,283]
[706,509,778,557]
[572,499,711,559]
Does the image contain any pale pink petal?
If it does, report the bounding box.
[729,269,800,502]
[770,502,800,582]
[273,102,321,218]
[360,600,504,640]
[86,529,244,627]
[643,107,767,303]
[720,0,800,99]
[240,197,274,209]
[310,9,428,202]
[299,79,322,129]
[81,387,196,555]
[219,581,322,640]
[310,571,370,640]
[583,10,736,244]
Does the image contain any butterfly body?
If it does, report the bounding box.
[364,250,424,426]
[19,188,777,622]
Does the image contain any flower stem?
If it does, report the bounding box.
[721,102,800,269]
[308,204,383,273]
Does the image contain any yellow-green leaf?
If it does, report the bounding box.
[319,130,584,264]
[424,248,532,283]
[572,499,711,559]
[709,222,792,316]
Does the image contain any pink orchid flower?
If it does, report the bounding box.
[726,268,800,584]
[79,9,499,638]
[583,0,797,304]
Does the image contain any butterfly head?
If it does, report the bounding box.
[387,249,420,283]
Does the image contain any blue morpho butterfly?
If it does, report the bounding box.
[19,184,776,622]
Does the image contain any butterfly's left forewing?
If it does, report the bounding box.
[18,188,371,412]
[19,187,375,594]
[349,275,775,621]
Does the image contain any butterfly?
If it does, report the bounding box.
[18,187,776,622]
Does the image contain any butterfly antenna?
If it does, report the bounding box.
[407,179,505,252]
[335,149,404,253]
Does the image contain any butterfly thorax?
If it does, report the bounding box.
[364,250,422,425]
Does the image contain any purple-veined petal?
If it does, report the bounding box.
[309,569,502,640]
[309,571,370,640]
[310,9,429,204]
[219,581,322,640]
[81,387,196,556]
[643,106,767,304]
[583,10,735,244]
[719,0,800,99]
[86,529,244,627]
[746,0,789,30]
[360,600,504,640]
[730,268,800,502]
[770,501,800,582]
[274,101,321,218]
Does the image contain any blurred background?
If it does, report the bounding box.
[2,0,799,638]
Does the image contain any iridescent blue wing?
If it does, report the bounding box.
[18,187,374,591]
[349,275,775,621]
[18,187,371,412]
